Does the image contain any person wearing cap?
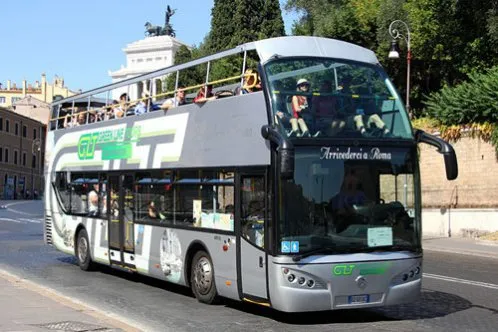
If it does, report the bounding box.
[289,78,311,137]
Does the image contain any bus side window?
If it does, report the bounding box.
[241,176,265,248]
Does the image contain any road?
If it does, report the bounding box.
[1,201,497,331]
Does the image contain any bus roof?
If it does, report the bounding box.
[254,36,379,65]
[51,36,379,106]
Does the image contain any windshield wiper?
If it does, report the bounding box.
[292,246,337,262]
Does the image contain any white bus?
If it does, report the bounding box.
[44,36,458,312]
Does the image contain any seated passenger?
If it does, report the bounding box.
[160,88,186,110]
[353,108,391,137]
[115,93,136,118]
[194,84,216,103]
[272,81,293,128]
[312,80,345,136]
[289,78,312,137]
[74,112,86,126]
[63,113,74,128]
[88,184,99,217]
[134,93,149,115]
[88,109,97,123]
[148,201,158,219]
[235,69,262,95]
[339,78,391,137]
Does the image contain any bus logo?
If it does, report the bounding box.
[333,264,356,276]
[78,133,99,160]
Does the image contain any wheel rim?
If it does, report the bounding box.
[193,256,213,295]
[78,236,88,263]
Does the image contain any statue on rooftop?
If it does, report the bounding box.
[144,4,176,37]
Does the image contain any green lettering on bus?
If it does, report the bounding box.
[77,133,99,160]
[333,264,356,276]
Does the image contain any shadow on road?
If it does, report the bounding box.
[56,257,474,325]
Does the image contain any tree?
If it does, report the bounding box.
[205,0,237,52]
[284,0,498,117]
[206,0,285,53]
[259,0,286,39]
[166,45,205,93]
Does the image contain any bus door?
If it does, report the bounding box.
[108,174,136,269]
[237,172,269,301]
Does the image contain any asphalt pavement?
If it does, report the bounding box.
[1,200,497,332]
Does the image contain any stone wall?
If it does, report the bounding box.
[419,134,498,208]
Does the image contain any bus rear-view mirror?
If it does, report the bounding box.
[415,129,458,180]
[261,125,294,180]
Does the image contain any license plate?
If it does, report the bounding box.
[348,294,370,304]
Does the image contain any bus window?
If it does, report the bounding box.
[241,176,265,248]
[54,172,71,211]
[265,58,413,140]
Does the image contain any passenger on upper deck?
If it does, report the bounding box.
[312,80,345,136]
[160,88,186,110]
[194,84,216,103]
[115,93,136,118]
[235,69,262,95]
[339,77,391,137]
[273,81,293,128]
[289,78,312,137]
[75,112,87,126]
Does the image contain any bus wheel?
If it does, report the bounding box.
[76,229,94,271]
[190,250,218,304]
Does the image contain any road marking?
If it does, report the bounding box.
[19,218,42,223]
[0,217,25,224]
[424,273,498,290]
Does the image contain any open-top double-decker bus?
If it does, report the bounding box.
[44,36,457,312]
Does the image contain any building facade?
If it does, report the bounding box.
[109,35,186,101]
[0,73,77,108]
[0,107,45,199]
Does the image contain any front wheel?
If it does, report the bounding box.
[76,229,94,271]
[190,250,218,304]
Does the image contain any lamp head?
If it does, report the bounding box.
[388,40,400,59]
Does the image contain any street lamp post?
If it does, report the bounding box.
[388,20,411,208]
[388,20,411,118]
[31,138,41,200]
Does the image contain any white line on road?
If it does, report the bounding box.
[0,217,25,224]
[19,218,42,223]
[424,273,498,290]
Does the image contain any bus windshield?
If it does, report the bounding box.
[278,146,420,256]
[265,58,413,139]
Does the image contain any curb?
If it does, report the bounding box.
[423,246,498,259]
[476,239,498,246]
[0,268,145,332]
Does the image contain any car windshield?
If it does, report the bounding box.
[278,146,420,255]
[264,58,413,139]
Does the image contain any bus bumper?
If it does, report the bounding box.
[268,257,422,312]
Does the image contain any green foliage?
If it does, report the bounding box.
[166,45,205,93]
[206,0,285,53]
[259,0,286,39]
[424,66,498,125]
[284,0,498,117]
[205,0,237,52]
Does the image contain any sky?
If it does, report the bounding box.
[0,1,299,93]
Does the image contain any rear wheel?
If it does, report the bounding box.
[190,250,218,304]
[76,229,94,271]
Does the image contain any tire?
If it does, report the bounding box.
[76,229,94,271]
[190,250,218,304]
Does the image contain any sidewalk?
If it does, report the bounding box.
[423,237,498,259]
[0,270,141,332]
